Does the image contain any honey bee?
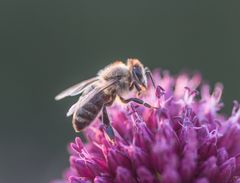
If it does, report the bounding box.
[55,58,156,132]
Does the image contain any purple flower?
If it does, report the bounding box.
[53,70,240,183]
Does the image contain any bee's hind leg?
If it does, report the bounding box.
[102,105,110,126]
[101,105,114,139]
[119,96,158,109]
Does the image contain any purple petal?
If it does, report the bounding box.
[194,178,209,183]
[69,176,91,183]
[132,146,149,169]
[106,148,131,173]
[161,165,180,183]
[151,141,177,172]
[133,120,154,151]
[136,166,155,183]
[233,177,240,183]
[236,153,240,175]
[71,137,84,153]
[199,156,218,181]
[94,176,112,183]
[198,136,217,160]
[217,157,236,183]
[115,166,136,183]
[217,148,229,165]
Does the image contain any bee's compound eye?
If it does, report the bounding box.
[133,66,143,81]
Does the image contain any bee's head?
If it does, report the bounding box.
[127,58,147,89]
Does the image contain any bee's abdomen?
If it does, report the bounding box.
[73,93,106,132]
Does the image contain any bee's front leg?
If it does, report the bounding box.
[130,81,141,91]
[130,81,142,96]
[145,67,156,88]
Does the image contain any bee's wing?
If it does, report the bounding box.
[67,79,119,117]
[55,77,99,101]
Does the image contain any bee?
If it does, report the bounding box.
[55,58,156,132]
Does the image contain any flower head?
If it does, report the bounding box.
[53,70,240,183]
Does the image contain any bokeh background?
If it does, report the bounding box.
[1,1,240,183]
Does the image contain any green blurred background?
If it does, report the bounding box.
[0,0,240,183]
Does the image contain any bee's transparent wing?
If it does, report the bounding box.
[55,77,99,101]
[66,102,78,117]
[66,79,119,117]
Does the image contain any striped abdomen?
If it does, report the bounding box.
[73,91,109,132]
